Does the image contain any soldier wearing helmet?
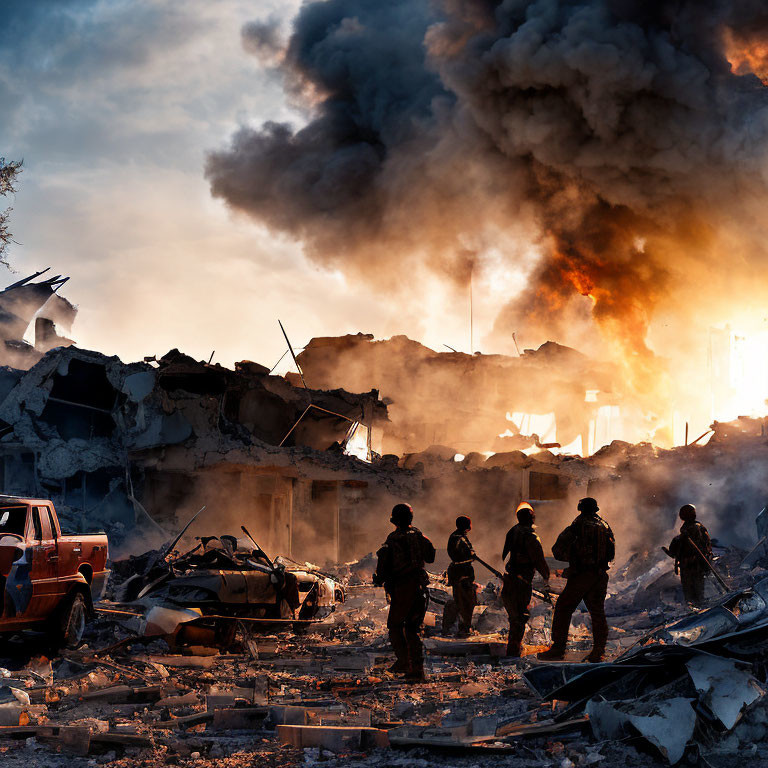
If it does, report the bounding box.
[373,503,435,681]
[501,502,550,657]
[539,497,615,663]
[667,504,712,607]
[442,515,477,638]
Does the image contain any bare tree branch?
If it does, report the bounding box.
[0,158,22,263]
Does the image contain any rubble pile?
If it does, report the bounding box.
[0,537,766,767]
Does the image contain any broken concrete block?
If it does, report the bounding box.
[276,725,389,751]
[686,654,763,730]
[587,697,695,764]
[211,707,268,730]
[206,693,243,709]
[470,715,499,737]
[156,691,199,708]
[59,726,92,755]
[268,705,309,726]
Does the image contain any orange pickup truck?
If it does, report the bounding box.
[0,496,109,648]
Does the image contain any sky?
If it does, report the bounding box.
[0,0,518,372]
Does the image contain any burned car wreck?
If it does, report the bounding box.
[109,530,344,646]
[645,575,768,651]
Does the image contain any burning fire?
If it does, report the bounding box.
[724,29,768,84]
[713,327,768,421]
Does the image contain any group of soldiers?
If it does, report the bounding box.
[372,498,715,681]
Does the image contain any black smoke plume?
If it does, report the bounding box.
[206,0,768,401]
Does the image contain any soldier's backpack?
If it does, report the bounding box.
[571,515,615,569]
[555,515,615,569]
[389,527,435,579]
[552,526,574,562]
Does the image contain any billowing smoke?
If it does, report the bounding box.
[206,0,768,418]
[241,17,284,66]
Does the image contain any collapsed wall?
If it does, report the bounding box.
[0,343,412,559]
[295,333,649,456]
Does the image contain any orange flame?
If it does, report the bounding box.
[724,28,768,85]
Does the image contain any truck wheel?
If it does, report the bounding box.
[57,592,87,649]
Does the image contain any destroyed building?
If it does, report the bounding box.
[295,333,644,457]
[0,268,762,571]
[0,342,419,562]
[0,270,764,574]
[0,277,421,563]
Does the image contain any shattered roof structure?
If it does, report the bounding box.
[0,268,76,368]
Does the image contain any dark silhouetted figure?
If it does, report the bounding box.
[501,502,550,657]
[539,497,615,663]
[442,515,477,637]
[668,504,712,607]
[373,503,436,681]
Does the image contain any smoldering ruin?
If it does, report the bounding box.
[7,0,768,766]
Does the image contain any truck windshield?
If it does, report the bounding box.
[0,506,27,536]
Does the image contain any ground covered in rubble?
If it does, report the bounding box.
[0,544,767,768]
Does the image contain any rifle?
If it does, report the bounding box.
[662,536,730,593]
[685,535,730,593]
[472,554,557,605]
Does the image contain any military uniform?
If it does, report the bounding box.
[669,521,712,606]
[548,511,615,661]
[501,522,550,656]
[374,526,436,675]
[442,529,477,636]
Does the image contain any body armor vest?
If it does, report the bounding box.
[505,524,537,573]
[555,514,615,572]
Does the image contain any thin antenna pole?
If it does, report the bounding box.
[469,264,473,355]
